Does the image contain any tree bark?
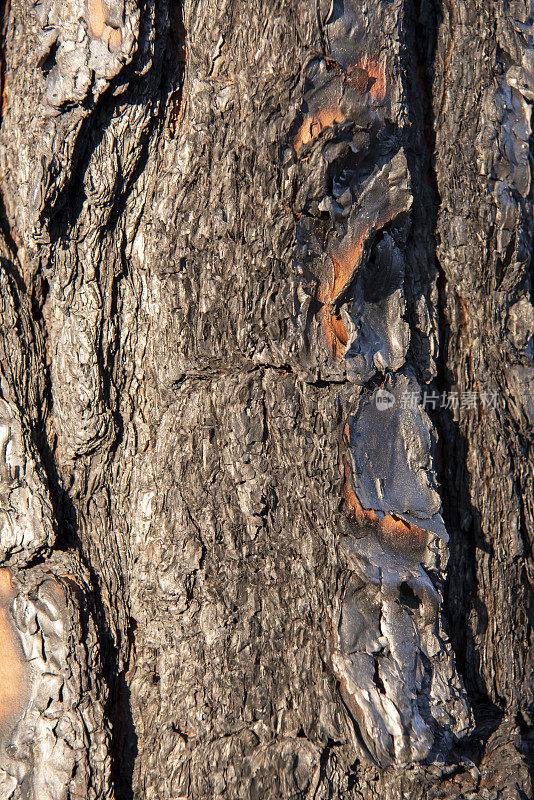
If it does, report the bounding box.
[0,0,532,797]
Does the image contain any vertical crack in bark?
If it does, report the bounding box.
[432,0,534,790]
[284,0,472,770]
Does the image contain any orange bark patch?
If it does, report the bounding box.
[317,287,346,359]
[318,188,403,358]
[354,56,387,102]
[342,447,428,549]
[0,569,24,730]
[88,0,105,37]
[318,267,349,358]
[88,0,122,51]
[319,308,347,360]
[293,105,345,155]
[317,235,365,358]
[0,569,12,597]
[345,65,370,94]
[299,57,391,360]
[455,291,470,341]
[330,238,365,299]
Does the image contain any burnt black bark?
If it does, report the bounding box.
[0,0,532,798]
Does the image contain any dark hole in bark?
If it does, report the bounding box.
[373,659,387,694]
[39,39,59,77]
[399,581,421,611]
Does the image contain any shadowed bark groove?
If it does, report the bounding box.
[0,0,531,798]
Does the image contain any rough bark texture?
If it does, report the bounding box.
[0,0,532,797]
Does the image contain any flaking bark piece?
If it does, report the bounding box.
[0,564,112,800]
[346,373,448,539]
[321,0,366,69]
[309,150,412,362]
[292,59,381,157]
[343,232,410,384]
[331,531,472,766]
[328,149,412,309]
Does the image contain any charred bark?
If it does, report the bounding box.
[0,0,532,797]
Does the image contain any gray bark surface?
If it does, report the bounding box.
[0,0,532,797]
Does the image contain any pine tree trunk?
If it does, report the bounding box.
[0,0,532,797]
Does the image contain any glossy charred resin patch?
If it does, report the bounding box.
[345,375,448,540]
